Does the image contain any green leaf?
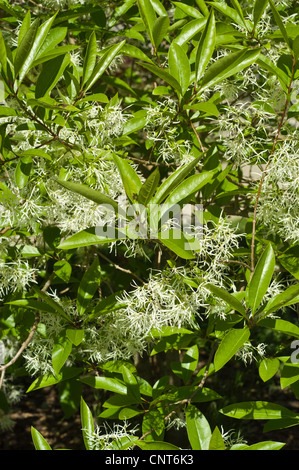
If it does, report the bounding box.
[214,328,250,371]
[122,366,141,403]
[31,286,72,322]
[173,18,207,46]
[259,318,299,339]
[54,178,119,212]
[26,367,83,392]
[15,13,58,84]
[137,167,160,206]
[79,376,127,395]
[31,427,52,450]
[112,154,142,202]
[66,328,85,346]
[84,40,126,92]
[160,171,214,219]
[14,18,40,79]
[152,15,170,49]
[259,357,280,382]
[0,30,7,75]
[209,426,226,450]
[158,229,195,259]
[138,62,182,94]
[15,156,32,189]
[58,227,119,250]
[80,397,94,450]
[6,298,56,315]
[269,0,290,48]
[171,344,199,383]
[18,10,31,46]
[195,8,216,83]
[246,244,275,315]
[82,31,97,87]
[86,292,126,322]
[261,283,299,317]
[253,0,269,28]
[200,48,261,92]
[172,1,203,19]
[53,259,72,283]
[220,401,298,420]
[206,1,250,28]
[35,54,71,98]
[137,0,156,45]
[235,441,285,450]
[77,257,102,315]
[135,441,181,450]
[151,156,201,205]
[186,404,211,450]
[168,42,191,95]
[205,283,247,317]
[280,363,299,390]
[52,334,72,376]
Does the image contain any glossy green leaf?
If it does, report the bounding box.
[158,229,195,259]
[280,363,299,390]
[168,42,191,95]
[152,15,170,49]
[246,244,275,315]
[231,441,285,450]
[259,357,280,382]
[77,257,102,315]
[58,227,119,250]
[151,156,201,205]
[172,1,203,19]
[32,286,72,322]
[54,178,119,212]
[53,259,72,283]
[15,13,58,84]
[214,328,250,371]
[173,18,207,46]
[82,31,97,87]
[269,0,290,48]
[84,40,126,92]
[122,366,141,403]
[80,376,127,395]
[137,167,160,205]
[0,30,7,75]
[206,1,250,28]
[205,283,247,317]
[80,397,94,450]
[258,318,299,339]
[220,401,298,420]
[14,18,40,79]
[137,0,156,45]
[253,0,269,28]
[200,48,261,92]
[171,344,199,383]
[66,328,85,346]
[35,54,70,98]
[209,426,226,450]
[195,0,209,17]
[86,293,126,322]
[113,154,142,202]
[26,367,83,392]
[18,10,31,46]
[52,334,72,375]
[186,404,211,450]
[161,171,214,216]
[6,298,56,315]
[31,427,52,450]
[195,9,216,83]
[15,156,32,189]
[261,283,299,318]
[135,440,181,450]
[138,62,182,94]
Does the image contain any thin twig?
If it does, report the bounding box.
[97,251,146,285]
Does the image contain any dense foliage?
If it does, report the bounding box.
[0,0,299,451]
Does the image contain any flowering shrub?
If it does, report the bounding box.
[1,0,299,451]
